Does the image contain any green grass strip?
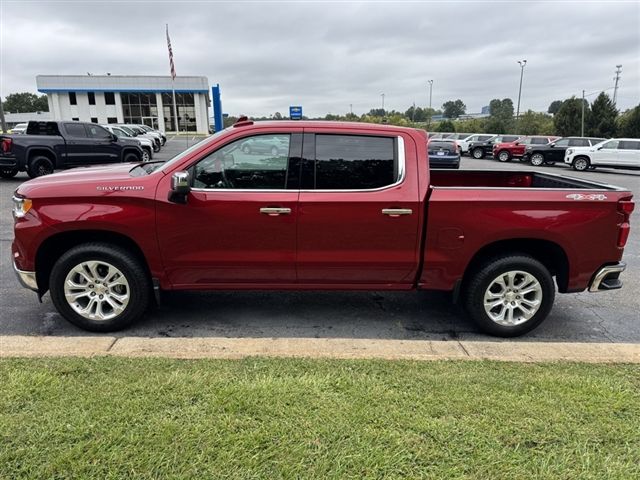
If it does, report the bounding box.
[1,358,639,479]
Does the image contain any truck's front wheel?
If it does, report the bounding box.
[50,243,151,332]
[463,255,555,337]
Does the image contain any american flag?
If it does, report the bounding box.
[166,24,176,80]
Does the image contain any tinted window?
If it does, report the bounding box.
[531,137,549,145]
[105,92,116,105]
[88,92,96,105]
[107,117,118,124]
[554,138,571,147]
[569,138,589,147]
[193,134,290,189]
[619,141,640,150]
[478,135,493,141]
[68,92,77,105]
[86,124,111,139]
[90,117,98,124]
[315,135,396,190]
[65,123,87,138]
[502,136,520,142]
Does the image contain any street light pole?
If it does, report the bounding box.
[581,90,585,137]
[428,80,433,110]
[381,93,385,112]
[516,60,527,126]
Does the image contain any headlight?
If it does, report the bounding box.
[567,149,574,156]
[12,196,32,218]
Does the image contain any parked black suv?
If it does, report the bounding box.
[0,121,144,178]
[468,135,520,159]
[522,137,606,166]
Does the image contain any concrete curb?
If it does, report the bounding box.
[1,335,640,363]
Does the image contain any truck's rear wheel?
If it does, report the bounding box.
[50,243,151,332]
[463,255,555,337]
[0,168,18,178]
[27,156,54,178]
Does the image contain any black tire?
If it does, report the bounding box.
[27,155,54,178]
[472,148,485,159]
[497,150,512,162]
[50,243,151,332]
[0,168,18,179]
[530,153,545,166]
[153,141,161,153]
[123,152,140,163]
[161,136,166,146]
[463,255,555,337]
[572,156,590,171]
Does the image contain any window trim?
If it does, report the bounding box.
[189,134,405,193]
[301,136,405,193]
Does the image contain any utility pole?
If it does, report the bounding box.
[412,101,416,122]
[613,65,622,107]
[0,96,6,133]
[428,80,433,110]
[516,60,527,126]
[381,93,385,112]
[581,89,585,137]
[349,103,353,115]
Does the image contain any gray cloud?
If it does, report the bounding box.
[1,0,638,117]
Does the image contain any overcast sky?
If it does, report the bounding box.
[1,0,638,117]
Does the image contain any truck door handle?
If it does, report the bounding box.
[260,207,292,216]
[382,208,413,217]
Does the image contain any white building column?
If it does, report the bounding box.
[156,93,165,132]
[115,93,124,123]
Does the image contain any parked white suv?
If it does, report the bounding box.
[458,134,496,155]
[565,138,640,171]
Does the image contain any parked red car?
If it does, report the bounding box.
[12,120,633,337]
[493,136,559,162]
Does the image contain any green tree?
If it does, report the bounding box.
[442,99,466,119]
[2,92,49,113]
[436,120,455,132]
[617,105,640,137]
[368,108,385,117]
[485,98,514,133]
[518,110,554,135]
[547,100,563,115]
[586,92,618,138]
[554,97,584,136]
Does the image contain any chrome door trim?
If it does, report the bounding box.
[382,208,413,216]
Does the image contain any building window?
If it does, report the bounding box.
[107,117,118,124]
[91,117,98,123]
[72,117,79,121]
[121,92,159,128]
[69,92,77,105]
[162,92,196,132]
[104,92,115,105]
[88,92,96,105]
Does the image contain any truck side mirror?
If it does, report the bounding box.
[169,171,191,204]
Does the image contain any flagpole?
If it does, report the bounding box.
[167,24,179,134]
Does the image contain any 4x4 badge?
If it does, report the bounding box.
[566,193,607,201]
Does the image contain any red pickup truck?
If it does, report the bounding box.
[12,120,634,337]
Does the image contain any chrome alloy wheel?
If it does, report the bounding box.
[63,261,130,321]
[483,270,543,326]
[530,153,545,166]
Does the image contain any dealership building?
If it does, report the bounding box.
[36,75,211,134]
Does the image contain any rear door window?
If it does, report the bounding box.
[569,138,589,147]
[554,138,571,147]
[193,134,291,189]
[312,134,397,190]
[530,137,549,145]
[618,140,640,150]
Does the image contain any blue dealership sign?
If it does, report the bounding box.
[289,106,302,120]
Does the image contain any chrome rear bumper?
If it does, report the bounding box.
[13,262,38,292]
[589,262,626,292]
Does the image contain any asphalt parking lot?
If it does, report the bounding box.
[1,138,639,343]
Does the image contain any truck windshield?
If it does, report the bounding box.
[161,128,228,172]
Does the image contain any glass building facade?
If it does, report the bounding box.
[162,93,196,132]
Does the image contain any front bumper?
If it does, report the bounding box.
[588,262,625,292]
[13,261,38,292]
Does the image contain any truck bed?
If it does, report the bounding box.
[430,170,626,191]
